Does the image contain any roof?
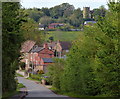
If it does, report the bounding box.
[47,41,72,50]
[21,40,36,53]
[59,41,72,50]
[84,21,96,24]
[39,24,45,28]
[30,46,43,53]
[49,23,64,26]
[42,58,54,63]
[48,41,57,49]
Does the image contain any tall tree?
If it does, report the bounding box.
[2,2,23,93]
[21,18,45,45]
[60,1,120,97]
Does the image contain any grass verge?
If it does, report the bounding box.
[49,87,109,99]
[2,83,26,99]
[2,90,19,99]
[16,73,24,77]
[49,87,104,99]
[27,77,41,83]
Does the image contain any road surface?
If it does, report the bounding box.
[17,77,79,98]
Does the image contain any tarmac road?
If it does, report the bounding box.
[17,77,79,99]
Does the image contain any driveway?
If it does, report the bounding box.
[17,77,79,98]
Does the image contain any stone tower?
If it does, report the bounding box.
[83,7,90,19]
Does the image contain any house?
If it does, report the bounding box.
[38,58,54,73]
[38,23,45,30]
[84,21,96,26]
[39,43,54,58]
[20,40,36,70]
[48,23,64,29]
[28,43,54,73]
[20,40,36,53]
[48,41,72,58]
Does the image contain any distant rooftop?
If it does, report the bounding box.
[30,46,43,53]
[42,58,54,63]
[21,40,36,53]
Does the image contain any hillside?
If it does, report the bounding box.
[45,31,84,41]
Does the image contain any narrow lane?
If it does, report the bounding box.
[17,77,78,98]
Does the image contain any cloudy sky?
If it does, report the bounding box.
[20,0,109,10]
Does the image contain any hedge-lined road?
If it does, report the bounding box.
[17,77,79,98]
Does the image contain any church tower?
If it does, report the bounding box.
[83,7,90,19]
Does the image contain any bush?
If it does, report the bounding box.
[30,74,42,81]
[37,70,44,74]
[46,58,66,90]
[19,62,25,70]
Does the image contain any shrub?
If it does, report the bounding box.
[30,74,42,81]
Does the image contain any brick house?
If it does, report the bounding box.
[48,23,64,29]
[48,41,72,58]
[28,43,54,73]
[20,40,36,70]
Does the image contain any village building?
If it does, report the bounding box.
[28,43,54,73]
[84,21,96,26]
[48,23,64,29]
[48,41,72,58]
[20,40,36,70]
[20,40,71,74]
[38,23,45,30]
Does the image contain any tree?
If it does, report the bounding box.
[21,18,45,44]
[39,16,53,28]
[60,1,120,97]
[92,5,107,20]
[49,3,75,19]
[24,8,44,22]
[41,7,50,16]
[2,2,24,93]
[47,58,66,90]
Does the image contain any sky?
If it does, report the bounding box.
[20,0,109,10]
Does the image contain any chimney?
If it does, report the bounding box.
[57,40,60,43]
[44,43,48,49]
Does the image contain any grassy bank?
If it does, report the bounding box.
[27,74,41,83]
[2,83,25,99]
[16,73,24,77]
[49,87,113,99]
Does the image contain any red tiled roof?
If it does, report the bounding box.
[21,40,36,53]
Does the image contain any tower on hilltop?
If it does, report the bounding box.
[83,7,90,19]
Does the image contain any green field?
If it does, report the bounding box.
[45,31,83,41]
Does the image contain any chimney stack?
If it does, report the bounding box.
[44,43,48,49]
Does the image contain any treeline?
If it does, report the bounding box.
[47,1,120,97]
[21,3,106,28]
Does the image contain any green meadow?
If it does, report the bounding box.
[45,31,83,41]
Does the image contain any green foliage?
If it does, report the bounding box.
[21,18,45,44]
[47,1,120,97]
[20,3,108,29]
[47,58,66,90]
[92,5,107,20]
[39,16,53,28]
[17,83,25,89]
[2,2,24,94]
[29,74,42,81]
[37,70,44,74]
[19,62,25,70]
[16,73,24,77]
